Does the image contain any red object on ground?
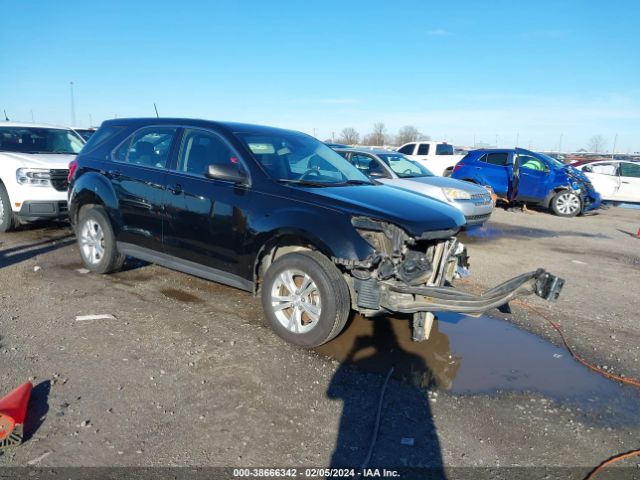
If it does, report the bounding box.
[0,382,32,447]
[0,382,32,425]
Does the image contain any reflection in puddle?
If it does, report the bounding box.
[316,313,640,418]
[461,222,609,242]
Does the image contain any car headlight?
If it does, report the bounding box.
[16,168,52,187]
[442,187,471,201]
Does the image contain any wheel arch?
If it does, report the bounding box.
[252,230,337,295]
[69,172,121,231]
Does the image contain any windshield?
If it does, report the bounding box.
[0,127,85,154]
[377,153,434,178]
[235,131,372,185]
[537,152,565,169]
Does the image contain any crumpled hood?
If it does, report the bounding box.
[564,165,591,183]
[288,184,465,235]
[0,152,75,169]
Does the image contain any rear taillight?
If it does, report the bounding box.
[453,163,464,173]
[68,159,78,183]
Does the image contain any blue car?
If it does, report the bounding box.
[451,148,601,217]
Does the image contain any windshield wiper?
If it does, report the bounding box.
[276,179,332,187]
[331,179,374,186]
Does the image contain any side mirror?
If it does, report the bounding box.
[369,170,387,178]
[205,163,247,184]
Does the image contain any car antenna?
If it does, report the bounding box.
[3,109,8,121]
[153,103,159,118]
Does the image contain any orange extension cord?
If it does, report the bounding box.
[513,300,640,479]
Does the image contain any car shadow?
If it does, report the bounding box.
[0,234,75,269]
[23,380,51,442]
[325,317,445,473]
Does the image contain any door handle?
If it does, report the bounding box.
[109,169,122,179]
[167,183,183,195]
[621,181,630,184]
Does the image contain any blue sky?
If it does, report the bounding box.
[1,0,639,152]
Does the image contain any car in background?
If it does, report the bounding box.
[73,127,97,141]
[0,122,85,231]
[451,148,601,217]
[324,142,349,149]
[397,141,465,176]
[68,117,563,347]
[573,160,640,204]
[335,148,493,226]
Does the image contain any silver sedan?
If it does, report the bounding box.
[336,148,494,226]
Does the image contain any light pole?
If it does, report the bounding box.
[70,81,76,126]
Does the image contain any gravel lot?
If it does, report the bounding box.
[0,205,639,477]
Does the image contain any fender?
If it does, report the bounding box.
[246,207,375,282]
[69,171,122,233]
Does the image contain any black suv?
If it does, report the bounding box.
[69,118,563,347]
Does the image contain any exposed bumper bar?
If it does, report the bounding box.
[387,268,564,314]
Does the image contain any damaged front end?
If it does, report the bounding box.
[335,216,564,341]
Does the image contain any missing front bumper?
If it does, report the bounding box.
[385,268,564,315]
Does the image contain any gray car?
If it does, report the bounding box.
[336,148,493,226]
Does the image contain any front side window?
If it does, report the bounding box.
[235,131,371,185]
[586,162,618,176]
[620,162,640,178]
[377,153,433,178]
[0,127,84,154]
[177,129,238,176]
[482,152,509,166]
[435,144,454,155]
[417,144,430,155]
[398,143,415,155]
[350,154,388,178]
[115,127,177,168]
[517,154,546,171]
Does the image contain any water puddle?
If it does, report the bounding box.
[160,288,204,303]
[315,313,640,421]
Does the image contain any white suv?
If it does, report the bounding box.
[0,122,85,232]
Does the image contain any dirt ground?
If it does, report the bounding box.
[0,205,639,478]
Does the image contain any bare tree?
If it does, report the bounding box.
[396,125,421,145]
[338,127,360,145]
[373,122,387,145]
[587,134,607,153]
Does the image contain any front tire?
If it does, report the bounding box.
[551,190,581,217]
[0,183,18,232]
[261,251,351,347]
[77,206,125,273]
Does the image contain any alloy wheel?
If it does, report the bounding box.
[270,269,322,334]
[79,219,105,265]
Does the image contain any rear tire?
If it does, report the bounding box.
[0,183,18,233]
[76,205,125,273]
[261,251,351,348]
[551,190,581,217]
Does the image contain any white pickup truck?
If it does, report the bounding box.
[397,141,465,176]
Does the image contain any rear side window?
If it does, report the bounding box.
[436,144,453,155]
[481,152,509,166]
[620,162,640,178]
[81,126,126,154]
[398,143,415,155]
[417,144,430,155]
[114,127,177,168]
